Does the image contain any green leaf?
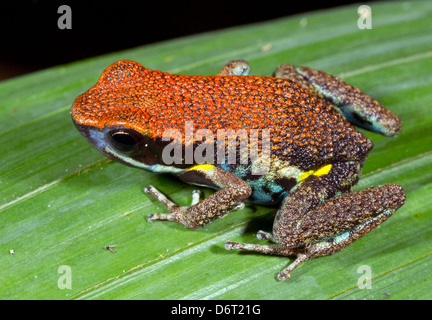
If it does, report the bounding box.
[1,1,432,299]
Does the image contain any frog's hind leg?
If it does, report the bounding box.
[226,161,406,280]
[284,183,404,279]
[227,183,405,280]
[273,64,402,136]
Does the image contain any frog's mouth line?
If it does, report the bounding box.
[102,145,184,174]
[74,123,184,174]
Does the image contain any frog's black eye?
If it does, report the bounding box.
[108,129,142,154]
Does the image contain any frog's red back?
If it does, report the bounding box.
[71,60,372,170]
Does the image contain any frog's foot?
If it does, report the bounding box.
[144,185,200,225]
[256,230,276,242]
[226,229,305,279]
[273,64,402,136]
[144,166,251,229]
[224,240,306,280]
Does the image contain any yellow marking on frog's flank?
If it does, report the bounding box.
[314,164,333,176]
[187,164,216,171]
[298,164,332,181]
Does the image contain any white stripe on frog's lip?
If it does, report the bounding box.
[86,127,184,174]
[103,145,185,174]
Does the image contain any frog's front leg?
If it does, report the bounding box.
[226,161,406,280]
[145,165,251,229]
[217,60,251,76]
[273,64,402,136]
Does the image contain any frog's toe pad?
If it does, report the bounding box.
[147,211,188,225]
[147,213,174,223]
[277,271,291,281]
[191,190,201,205]
[256,230,274,241]
[233,202,245,210]
[224,241,236,250]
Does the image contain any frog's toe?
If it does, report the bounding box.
[233,202,245,210]
[146,206,190,226]
[277,253,309,281]
[144,185,179,211]
[224,240,307,279]
[191,190,201,206]
[256,230,274,241]
[147,213,175,223]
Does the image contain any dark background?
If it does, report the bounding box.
[0,0,365,80]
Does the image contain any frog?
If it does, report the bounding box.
[71,59,406,280]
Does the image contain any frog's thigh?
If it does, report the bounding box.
[217,60,251,76]
[147,165,252,229]
[271,161,361,246]
[228,161,362,244]
[225,161,400,278]
[226,176,405,279]
[273,161,405,247]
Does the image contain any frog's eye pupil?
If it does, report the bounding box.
[109,130,138,153]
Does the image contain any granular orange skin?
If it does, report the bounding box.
[71,60,372,170]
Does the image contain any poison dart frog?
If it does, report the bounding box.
[71,60,406,280]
